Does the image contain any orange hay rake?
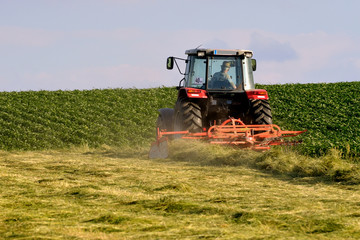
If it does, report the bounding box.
[149,118,306,159]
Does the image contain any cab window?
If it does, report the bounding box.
[207,57,243,91]
[186,57,206,89]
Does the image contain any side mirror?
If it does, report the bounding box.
[251,59,257,71]
[166,57,174,70]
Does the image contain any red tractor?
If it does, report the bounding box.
[157,48,272,134]
[149,48,305,158]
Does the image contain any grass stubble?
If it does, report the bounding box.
[1,142,360,239]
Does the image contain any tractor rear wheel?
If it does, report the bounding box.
[173,98,202,132]
[249,99,272,124]
[156,108,174,136]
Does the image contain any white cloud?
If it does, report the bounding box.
[0,26,144,48]
[0,26,62,47]
[157,29,360,84]
[352,59,360,69]
[67,64,166,89]
[253,31,360,83]
[2,26,360,91]
[248,32,298,62]
[72,28,143,41]
[13,64,174,91]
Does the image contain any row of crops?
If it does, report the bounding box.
[0,82,359,157]
[0,88,176,150]
[260,82,360,157]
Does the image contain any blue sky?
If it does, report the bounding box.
[1,0,360,91]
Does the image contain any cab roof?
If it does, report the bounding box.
[185,48,253,57]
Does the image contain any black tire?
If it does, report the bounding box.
[156,108,174,136]
[249,99,272,124]
[173,98,202,132]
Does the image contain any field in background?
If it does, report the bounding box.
[260,82,360,157]
[0,82,359,158]
[1,145,360,239]
[0,88,175,150]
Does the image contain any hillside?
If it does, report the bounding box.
[0,88,176,150]
[260,82,360,157]
[0,82,359,158]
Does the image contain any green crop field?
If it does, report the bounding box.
[0,82,359,158]
[259,82,360,158]
[0,88,176,150]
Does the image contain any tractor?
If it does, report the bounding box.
[149,48,305,159]
[157,48,272,134]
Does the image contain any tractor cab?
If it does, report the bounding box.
[167,49,257,92]
[164,48,271,134]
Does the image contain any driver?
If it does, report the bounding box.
[209,61,236,89]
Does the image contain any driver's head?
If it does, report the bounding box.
[221,61,231,71]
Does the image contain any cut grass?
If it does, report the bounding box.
[169,140,360,184]
[1,146,360,239]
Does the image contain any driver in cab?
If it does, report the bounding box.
[209,61,236,89]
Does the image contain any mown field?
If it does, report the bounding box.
[1,144,360,239]
[0,82,359,158]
